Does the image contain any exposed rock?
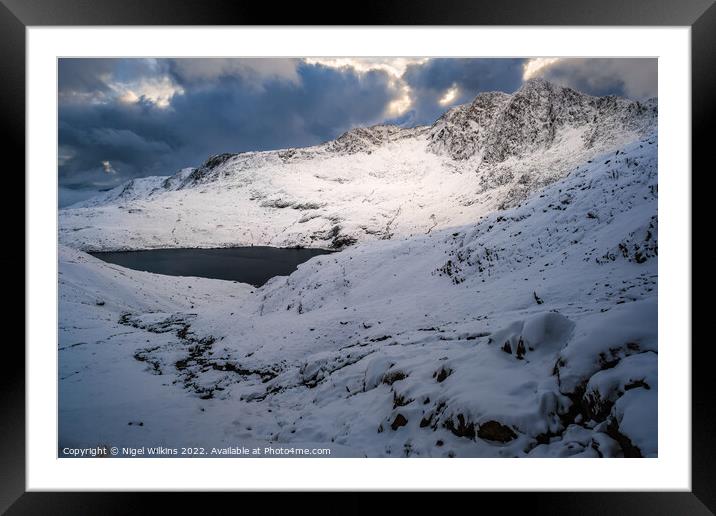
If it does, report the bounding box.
[477,420,517,443]
[429,79,656,164]
[391,414,408,431]
[444,413,476,439]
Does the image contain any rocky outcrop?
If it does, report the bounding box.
[428,78,657,164]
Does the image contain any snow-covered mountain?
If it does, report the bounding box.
[59,79,656,252]
[58,80,659,458]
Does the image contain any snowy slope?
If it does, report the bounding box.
[59,130,658,457]
[59,80,656,252]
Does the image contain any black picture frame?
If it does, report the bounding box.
[4,0,708,513]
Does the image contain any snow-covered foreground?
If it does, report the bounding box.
[59,127,658,457]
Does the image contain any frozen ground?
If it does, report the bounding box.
[58,80,658,457]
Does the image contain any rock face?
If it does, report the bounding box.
[428,91,512,161]
[326,125,429,155]
[428,78,657,163]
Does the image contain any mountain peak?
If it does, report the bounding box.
[428,81,656,162]
[518,77,557,91]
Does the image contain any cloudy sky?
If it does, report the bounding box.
[58,57,656,206]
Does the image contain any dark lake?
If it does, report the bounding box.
[90,246,334,287]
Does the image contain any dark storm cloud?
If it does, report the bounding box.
[58,58,116,94]
[59,58,168,104]
[401,58,527,125]
[165,58,301,87]
[58,99,181,188]
[530,58,657,99]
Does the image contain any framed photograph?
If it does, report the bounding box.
[7,0,708,511]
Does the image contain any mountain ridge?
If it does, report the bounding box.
[59,80,657,252]
[428,78,656,162]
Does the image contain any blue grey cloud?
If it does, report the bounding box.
[401,58,527,124]
[529,58,657,99]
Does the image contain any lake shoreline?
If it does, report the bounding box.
[89,246,336,287]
